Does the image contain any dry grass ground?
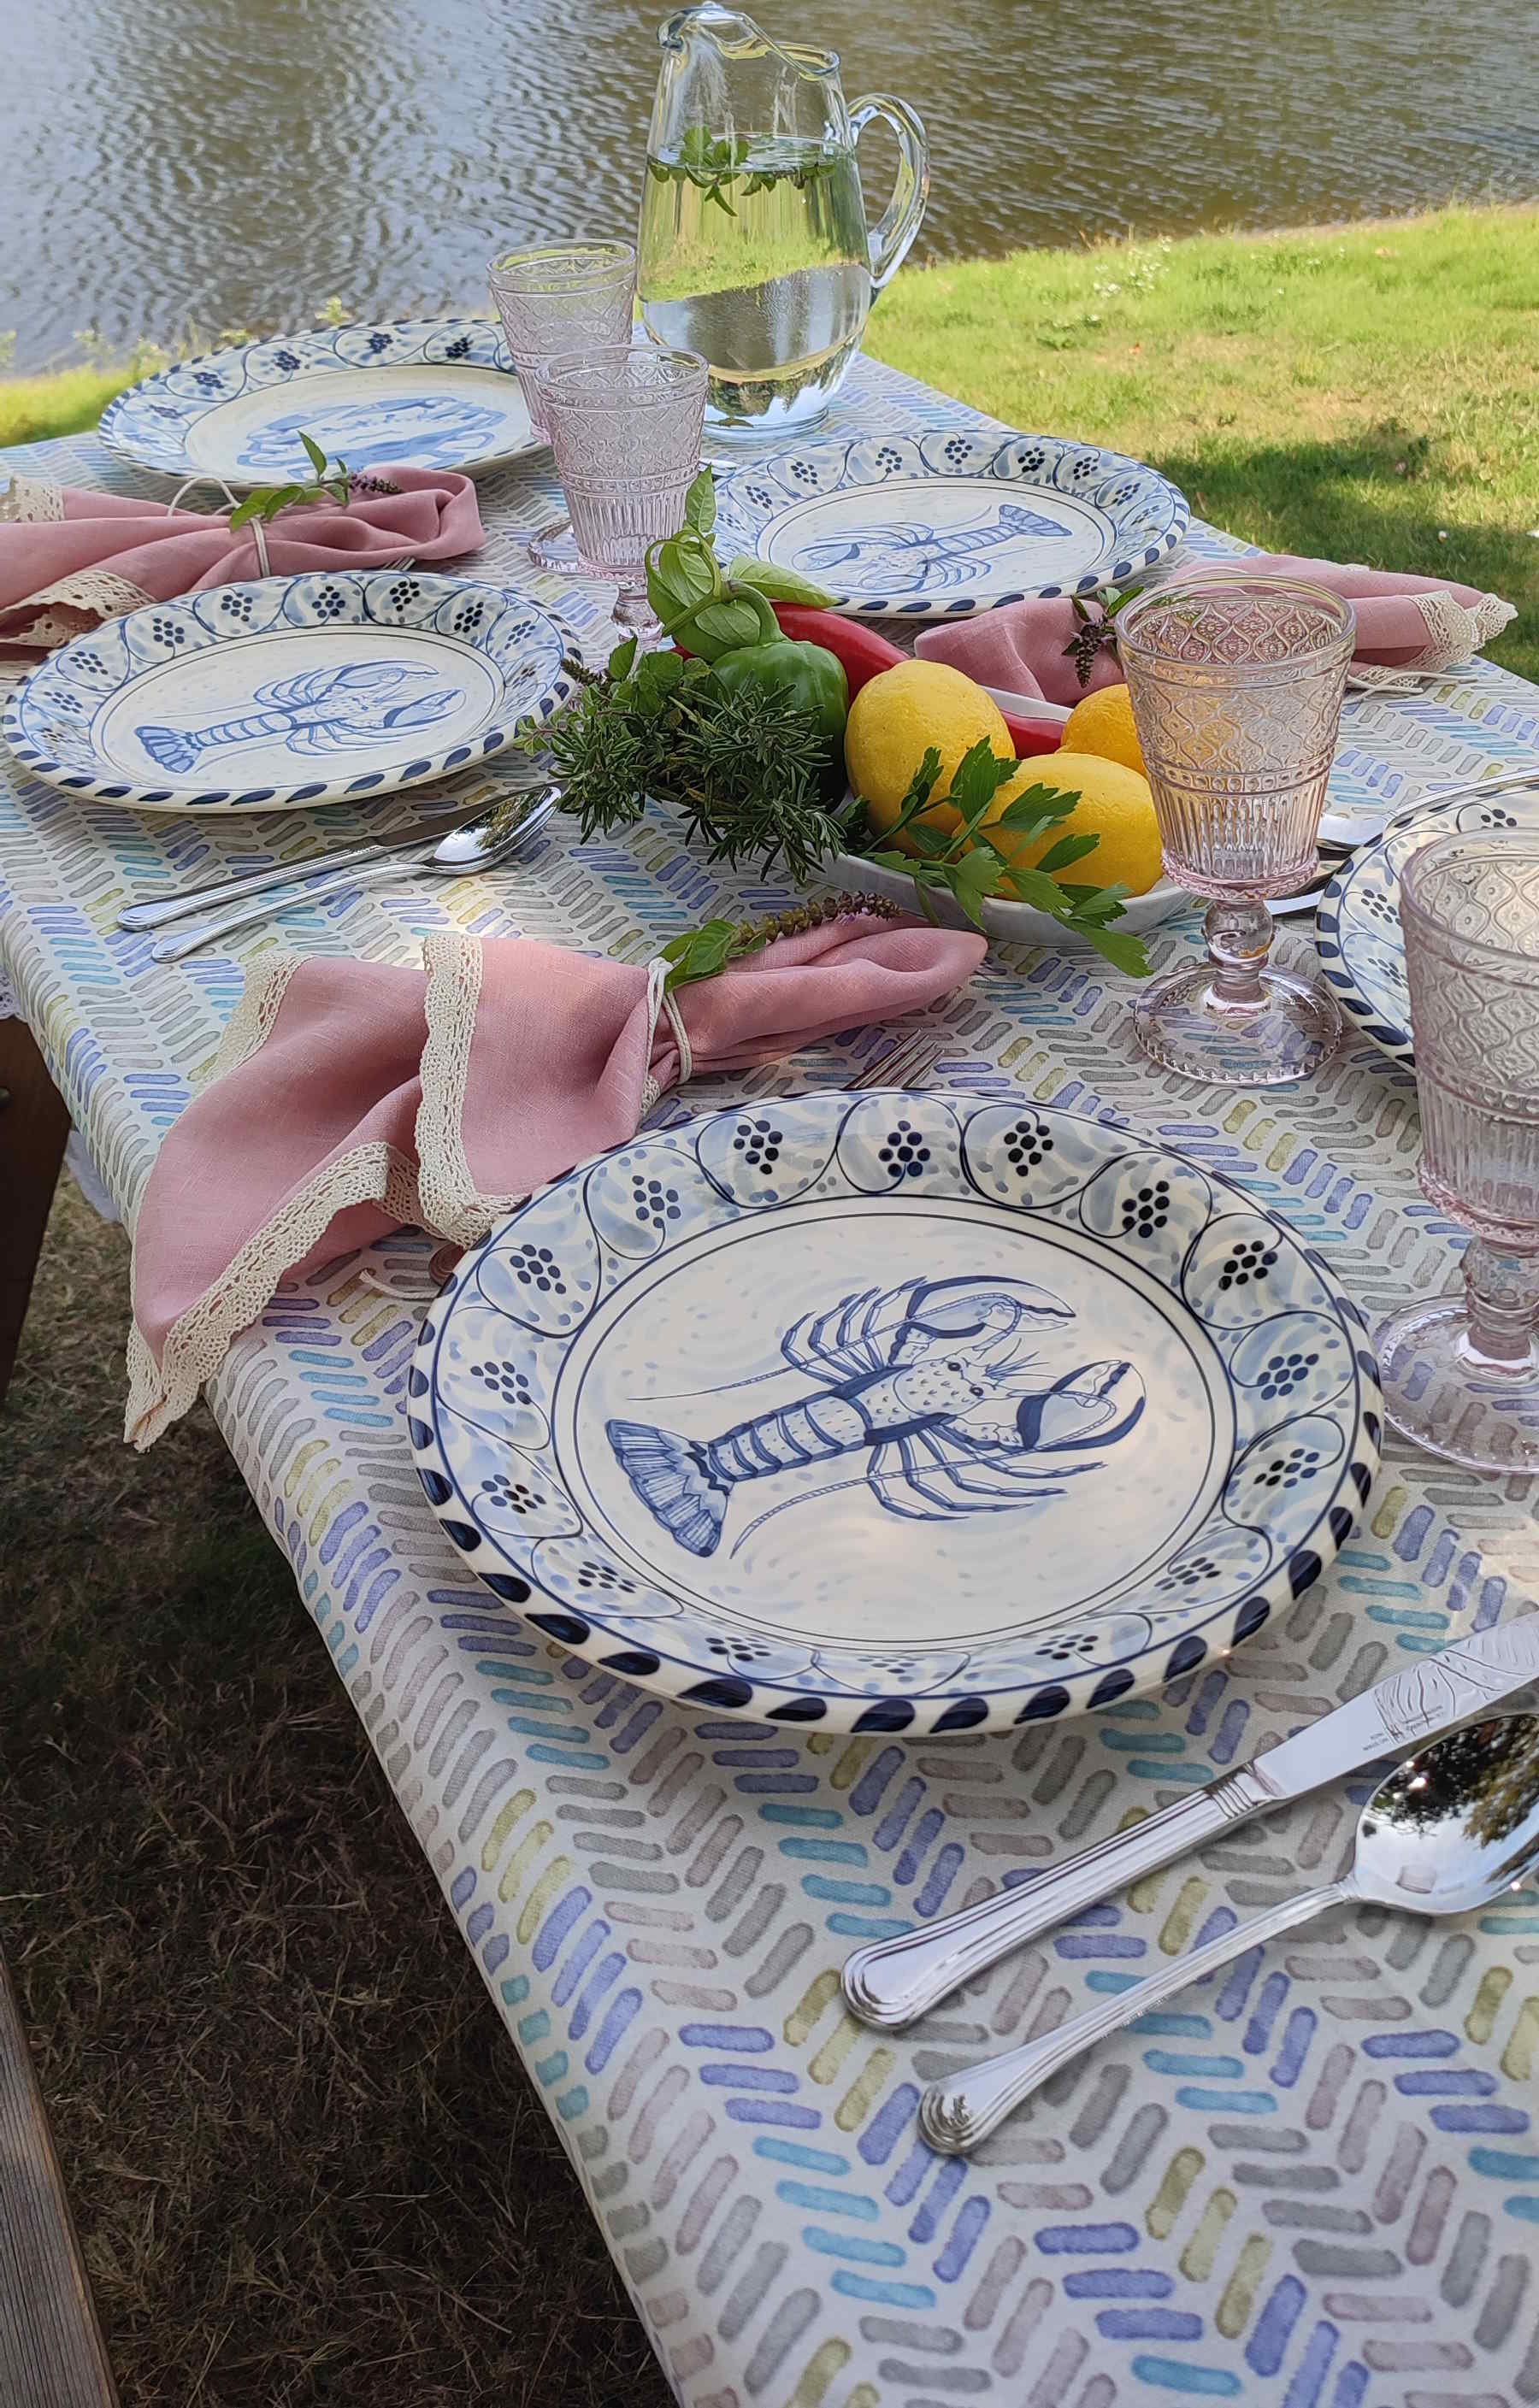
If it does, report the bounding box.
[1,1182,675,2407]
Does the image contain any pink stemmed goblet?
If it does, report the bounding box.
[1377,830,1539,1471]
[534,344,708,634]
[486,241,637,574]
[1117,574,1355,1086]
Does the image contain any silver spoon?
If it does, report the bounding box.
[920,1711,1539,2156]
[117,762,554,933]
[149,793,557,963]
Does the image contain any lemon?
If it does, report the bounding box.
[983,751,1164,898]
[846,660,1012,851]
[1060,683,1147,777]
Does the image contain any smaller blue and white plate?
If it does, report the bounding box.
[1318,782,1539,1064]
[3,571,579,813]
[99,319,540,486]
[711,430,1188,619]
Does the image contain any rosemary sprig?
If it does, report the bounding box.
[226,429,399,529]
[520,637,855,884]
[846,739,1151,977]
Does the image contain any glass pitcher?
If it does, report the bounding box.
[638,3,929,439]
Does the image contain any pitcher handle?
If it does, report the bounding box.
[848,96,930,292]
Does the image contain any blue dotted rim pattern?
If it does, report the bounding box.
[2,571,581,814]
[711,427,1189,620]
[1317,786,1539,1068]
[410,1092,1383,1735]
[97,315,539,484]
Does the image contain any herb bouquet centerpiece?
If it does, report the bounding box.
[512,471,1151,983]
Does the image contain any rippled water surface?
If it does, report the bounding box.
[5,0,1538,368]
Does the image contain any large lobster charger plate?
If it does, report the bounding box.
[411,1092,1381,1734]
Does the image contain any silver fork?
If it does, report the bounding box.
[644,1021,942,1131]
[117,762,554,933]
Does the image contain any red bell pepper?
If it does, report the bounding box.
[768,605,1062,761]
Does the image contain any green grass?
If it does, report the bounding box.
[869,203,1539,682]
[0,365,141,447]
[7,204,1534,678]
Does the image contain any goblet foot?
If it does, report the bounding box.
[526,521,589,575]
[1378,1285,1539,1473]
[1134,957,1342,1086]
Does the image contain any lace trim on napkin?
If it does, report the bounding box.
[209,951,304,1077]
[125,951,427,1448]
[417,929,527,1245]
[1,476,66,523]
[1346,589,1518,690]
[1,567,157,649]
[125,1139,425,1449]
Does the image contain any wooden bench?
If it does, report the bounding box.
[0,1954,118,2408]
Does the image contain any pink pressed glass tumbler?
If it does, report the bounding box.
[535,344,708,632]
[1377,830,1539,1471]
[1117,574,1354,1086]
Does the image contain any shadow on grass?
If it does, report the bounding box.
[1152,431,1538,685]
[1,1187,675,2408]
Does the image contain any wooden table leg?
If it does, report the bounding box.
[0,1954,119,2406]
[0,1015,70,1411]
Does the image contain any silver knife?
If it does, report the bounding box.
[116,764,553,932]
[840,1619,1539,2031]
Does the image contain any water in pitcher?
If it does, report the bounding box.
[639,133,870,435]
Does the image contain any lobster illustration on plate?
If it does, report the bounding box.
[235,394,505,476]
[607,1275,1145,1560]
[794,499,1072,594]
[134,662,462,774]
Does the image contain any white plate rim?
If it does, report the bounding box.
[1318,785,1539,1065]
[409,1090,1381,1735]
[97,315,542,485]
[712,428,1188,621]
[3,570,581,813]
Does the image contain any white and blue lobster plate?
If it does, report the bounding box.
[3,570,580,813]
[1318,781,1539,1065]
[711,429,1188,620]
[99,318,540,486]
[410,1091,1380,1734]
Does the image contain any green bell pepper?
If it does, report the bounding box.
[711,638,850,763]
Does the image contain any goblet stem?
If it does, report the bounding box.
[1460,1241,1539,1369]
[613,582,660,642]
[1204,897,1275,1007]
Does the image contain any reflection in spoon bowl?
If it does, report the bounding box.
[921,1712,1539,2153]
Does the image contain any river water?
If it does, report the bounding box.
[4,0,1537,370]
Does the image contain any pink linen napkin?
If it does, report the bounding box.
[125,916,986,1448]
[915,554,1517,704]
[0,470,485,652]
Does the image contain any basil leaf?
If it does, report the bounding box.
[683,597,764,657]
[301,431,329,478]
[726,558,837,609]
[608,634,640,680]
[684,468,716,536]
